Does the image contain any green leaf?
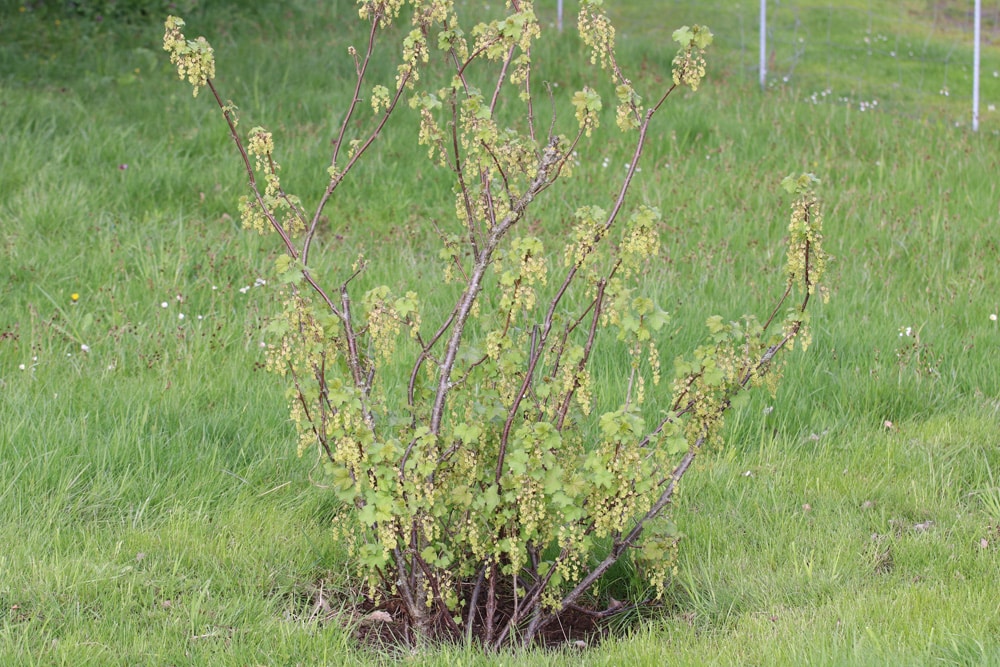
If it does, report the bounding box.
[665,434,688,456]
[369,438,400,464]
[453,422,482,445]
[571,88,602,114]
[373,493,394,523]
[702,361,725,387]
[393,292,419,318]
[330,465,356,501]
[475,103,492,121]
[534,422,561,450]
[781,172,821,195]
[358,502,377,526]
[483,485,499,512]
[618,314,640,339]
[640,539,665,562]
[672,26,694,46]
[265,318,290,337]
[591,466,614,489]
[278,258,304,284]
[544,466,565,496]
[632,297,654,316]
[692,25,714,49]
[672,24,713,49]
[729,389,751,410]
[599,411,622,439]
[451,485,474,508]
[552,490,574,509]
[437,30,456,51]
[646,306,670,332]
[358,542,386,569]
[507,447,530,475]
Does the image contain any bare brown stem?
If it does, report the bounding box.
[428,138,562,437]
[304,58,412,266]
[489,45,517,114]
[554,279,605,430]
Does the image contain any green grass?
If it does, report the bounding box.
[2,0,1000,664]
[620,0,1000,124]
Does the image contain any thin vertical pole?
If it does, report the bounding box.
[759,0,767,90]
[557,0,564,33]
[973,0,981,131]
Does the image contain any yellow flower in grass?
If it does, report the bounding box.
[71,293,79,303]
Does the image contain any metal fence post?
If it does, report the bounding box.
[760,0,767,90]
[973,0,981,131]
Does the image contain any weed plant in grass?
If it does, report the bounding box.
[2,1,999,664]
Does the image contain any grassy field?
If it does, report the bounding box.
[2,0,1000,664]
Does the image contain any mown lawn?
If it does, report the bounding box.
[2,1,999,664]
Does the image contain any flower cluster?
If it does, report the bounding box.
[358,0,406,28]
[671,25,713,91]
[495,236,547,316]
[577,0,616,71]
[618,205,661,278]
[782,172,828,300]
[571,87,602,137]
[240,127,306,237]
[163,16,215,97]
